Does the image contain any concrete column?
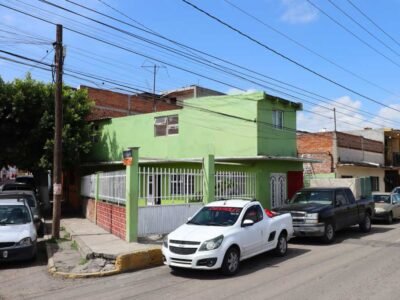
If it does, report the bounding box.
[203,154,215,204]
[126,147,140,242]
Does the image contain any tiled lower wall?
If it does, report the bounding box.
[82,198,126,240]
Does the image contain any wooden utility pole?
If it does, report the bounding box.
[52,24,63,239]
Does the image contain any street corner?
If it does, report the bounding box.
[44,232,120,278]
[115,246,163,273]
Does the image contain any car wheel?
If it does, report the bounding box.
[221,246,240,276]
[387,212,393,225]
[274,233,288,257]
[359,213,372,233]
[322,222,335,244]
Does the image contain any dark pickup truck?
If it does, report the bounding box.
[275,187,374,243]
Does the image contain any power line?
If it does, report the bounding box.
[30,0,400,128]
[223,0,400,98]
[180,0,400,114]
[3,1,400,130]
[326,0,400,58]
[1,49,387,140]
[346,0,400,50]
[0,2,250,91]
[306,0,400,69]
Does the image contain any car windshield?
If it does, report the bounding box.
[0,205,31,225]
[291,190,334,205]
[369,194,391,204]
[187,206,242,226]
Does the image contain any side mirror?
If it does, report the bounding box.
[335,200,341,207]
[187,217,192,222]
[285,199,290,204]
[242,219,254,227]
[33,216,40,223]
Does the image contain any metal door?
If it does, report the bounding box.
[270,173,287,209]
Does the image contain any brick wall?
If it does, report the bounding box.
[337,132,383,153]
[297,132,333,153]
[82,86,181,121]
[297,132,334,174]
[82,198,126,240]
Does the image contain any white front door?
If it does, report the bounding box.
[270,173,287,209]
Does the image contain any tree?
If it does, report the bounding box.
[0,74,93,172]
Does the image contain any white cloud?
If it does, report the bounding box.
[371,104,400,128]
[280,0,318,24]
[226,88,258,95]
[297,96,368,132]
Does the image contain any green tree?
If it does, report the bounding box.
[0,74,93,172]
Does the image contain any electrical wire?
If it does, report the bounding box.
[181,0,400,114]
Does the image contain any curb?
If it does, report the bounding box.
[45,236,163,279]
[116,247,163,273]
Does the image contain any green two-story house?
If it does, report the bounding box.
[84,91,307,209]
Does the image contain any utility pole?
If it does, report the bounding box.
[52,24,63,239]
[333,108,337,132]
[142,63,165,112]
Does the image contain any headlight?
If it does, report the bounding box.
[199,235,224,251]
[375,208,384,213]
[305,213,318,224]
[17,237,32,246]
[163,236,168,248]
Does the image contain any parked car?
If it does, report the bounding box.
[0,191,44,237]
[275,187,374,243]
[15,175,38,195]
[391,186,400,194]
[368,192,400,224]
[162,199,293,275]
[0,182,36,194]
[0,198,38,261]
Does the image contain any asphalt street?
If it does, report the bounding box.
[1,221,400,300]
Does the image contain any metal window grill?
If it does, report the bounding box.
[98,170,126,205]
[215,171,257,200]
[139,167,203,205]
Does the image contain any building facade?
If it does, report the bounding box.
[83,92,308,209]
[298,128,400,192]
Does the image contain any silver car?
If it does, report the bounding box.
[369,192,400,224]
[0,191,44,236]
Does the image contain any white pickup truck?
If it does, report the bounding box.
[162,199,293,275]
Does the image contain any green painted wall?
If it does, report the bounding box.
[86,92,304,208]
[89,92,300,163]
[257,95,298,157]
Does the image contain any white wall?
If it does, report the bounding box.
[344,129,384,142]
[336,166,385,192]
[338,147,384,165]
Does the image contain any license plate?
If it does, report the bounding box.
[3,250,8,258]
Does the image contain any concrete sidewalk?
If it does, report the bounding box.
[46,218,163,278]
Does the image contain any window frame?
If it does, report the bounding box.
[154,115,179,137]
[272,110,284,130]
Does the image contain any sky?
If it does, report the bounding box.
[1,0,400,132]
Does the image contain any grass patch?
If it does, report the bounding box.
[79,257,88,265]
[60,226,65,231]
[47,237,70,244]
[71,240,78,251]
[63,232,71,239]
